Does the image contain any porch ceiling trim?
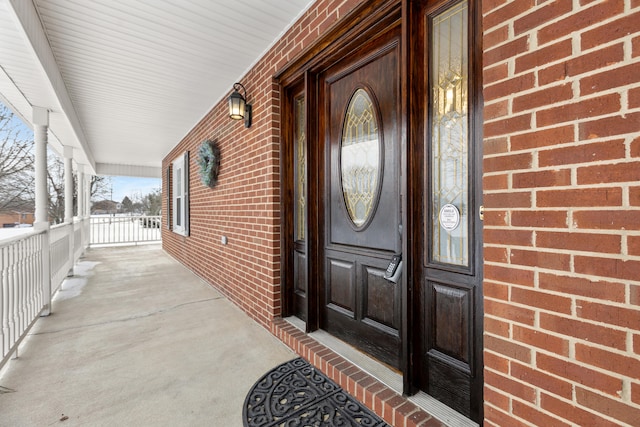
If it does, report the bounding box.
[5,0,95,171]
[95,163,161,179]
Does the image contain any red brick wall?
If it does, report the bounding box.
[482,0,640,425]
[161,0,360,329]
[0,212,34,227]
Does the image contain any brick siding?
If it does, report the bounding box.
[161,0,361,326]
[482,0,640,425]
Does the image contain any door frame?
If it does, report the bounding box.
[278,0,403,337]
[277,0,482,418]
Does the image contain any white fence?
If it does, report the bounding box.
[1,218,90,368]
[90,215,161,245]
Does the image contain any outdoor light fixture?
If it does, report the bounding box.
[228,82,252,128]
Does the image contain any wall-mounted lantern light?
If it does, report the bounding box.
[228,82,252,128]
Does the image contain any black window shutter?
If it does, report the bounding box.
[184,151,190,236]
[166,165,171,230]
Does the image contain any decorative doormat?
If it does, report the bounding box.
[243,357,390,426]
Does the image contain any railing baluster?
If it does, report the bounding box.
[8,242,16,357]
[1,246,7,357]
[9,243,17,351]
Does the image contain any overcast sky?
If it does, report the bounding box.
[108,176,161,203]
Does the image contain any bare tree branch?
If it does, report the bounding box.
[0,104,34,212]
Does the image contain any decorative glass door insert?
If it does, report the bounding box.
[340,88,382,228]
[294,95,306,242]
[430,0,469,266]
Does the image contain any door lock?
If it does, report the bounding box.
[384,254,403,283]
[479,205,484,221]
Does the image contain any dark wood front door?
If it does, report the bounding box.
[320,29,402,369]
[279,0,482,421]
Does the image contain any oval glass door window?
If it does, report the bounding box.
[340,88,382,228]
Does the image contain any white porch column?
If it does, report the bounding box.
[32,106,51,316]
[85,173,91,217]
[63,146,75,276]
[33,107,49,230]
[63,146,74,224]
[77,166,85,217]
[84,171,91,249]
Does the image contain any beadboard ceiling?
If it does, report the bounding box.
[0,0,313,177]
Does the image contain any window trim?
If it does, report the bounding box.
[171,151,189,236]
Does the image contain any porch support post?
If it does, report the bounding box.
[85,173,91,218]
[77,166,85,217]
[33,106,51,316]
[33,107,49,229]
[63,146,74,224]
[85,172,91,248]
[77,165,88,250]
[63,146,75,276]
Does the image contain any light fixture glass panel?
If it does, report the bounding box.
[430,0,469,266]
[229,91,245,119]
[340,88,381,228]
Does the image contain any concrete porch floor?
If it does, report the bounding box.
[0,245,295,427]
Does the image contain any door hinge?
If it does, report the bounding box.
[479,205,484,221]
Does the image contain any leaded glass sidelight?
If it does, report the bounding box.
[340,88,381,228]
[294,95,306,241]
[430,0,469,266]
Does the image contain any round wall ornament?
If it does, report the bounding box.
[197,139,221,188]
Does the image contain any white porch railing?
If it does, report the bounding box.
[74,218,89,260]
[1,217,90,368]
[89,215,162,246]
[50,223,73,294]
[0,231,45,368]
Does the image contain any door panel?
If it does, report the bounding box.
[327,257,356,316]
[293,249,307,319]
[324,251,401,368]
[363,264,400,332]
[423,279,475,416]
[321,30,402,369]
[431,282,471,363]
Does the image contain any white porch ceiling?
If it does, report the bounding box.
[0,0,313,177]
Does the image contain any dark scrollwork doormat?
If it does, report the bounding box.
[243,357,390,427]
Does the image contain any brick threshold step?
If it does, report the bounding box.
[270,317,478,427]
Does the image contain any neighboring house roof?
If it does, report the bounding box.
[91,200,117,212]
